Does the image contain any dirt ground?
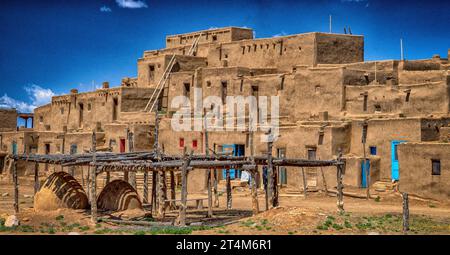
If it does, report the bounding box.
[1,176,450,235]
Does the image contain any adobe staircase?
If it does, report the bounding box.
[372,179,398,192]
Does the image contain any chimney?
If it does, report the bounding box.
[70,89,78,94]
[102,82,110,89]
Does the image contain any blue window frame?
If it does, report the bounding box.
[369,146,377,155]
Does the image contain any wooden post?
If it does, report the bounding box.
[301,167,307,199]
[266,131,274,208]
[402,192,409,234]
[226,169,232,209]
[169,170,176,210]
[250,170,259,215]
[105,171,110,185]
[319,165,329,196]
[204,115,213,217]
[90,131,98,223]
[86,165,90,200]
[157,169,167,218]
[177,150,192,226]
[13,160,19,213]
[34,162,40,195]
[213,168,219,208]
[143,169,149,204]
[151,170,158,214]
[336,153,344,213]
[128,130,137,189]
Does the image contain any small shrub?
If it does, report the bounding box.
[375,196,381,202]
[55,215,64,221]
[134,230,146,235]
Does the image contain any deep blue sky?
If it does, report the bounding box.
[0,0,449,115]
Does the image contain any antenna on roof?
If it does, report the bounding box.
[329,15,332,33]
[348,27,352,35]
[344,27,347,34]
[400,38,404,61]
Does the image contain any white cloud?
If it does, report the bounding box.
[100,6,112,12]
[272,31,287,37]
[0,84,56,113]
[115,0,148,9]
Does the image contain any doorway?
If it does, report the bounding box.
[222,144,245,179]
[391,140,406,181]
[120,139,126,153]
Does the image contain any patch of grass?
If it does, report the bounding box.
[134,230,146,235]
[78,226,90,232]
[241,220,255,227]
[288,231,294,235]
[255,225,263,231]
[332,223,343,230]
[344,220,352,229]
[428,204,436,208]
[374,196,381,202]
[55,215,64,221]
[0,217,5,226]
[94,228,112,234]
[217,229,229,234]
[260,219,269,226]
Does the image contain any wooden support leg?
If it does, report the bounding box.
[34,162,40,195]
[402,192,409,234]
[178,166,188,226]
[336,164,344,212]
[13,160,19,213]
[169,170,176,210]
[129,171,137,190]
[157,170,166,218]
[320,166,329,196]
[301,167,307,199]
[90,168,97,223]
[86,166,91,200]
[213,168,219,208]
[250,170,259,215]
[207,169,213,217]
[226,169,232,210]
[105,172,110,185]
[151,170,157,214]
[273,169,279,207]
[143,169,148,204]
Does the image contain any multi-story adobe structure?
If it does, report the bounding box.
[1,27,449,200]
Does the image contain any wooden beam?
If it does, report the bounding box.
[336,152,344,213]
[90,131,98,223]
[169,170,176,210]
[143,169,149,204]
[266,135,274,208]
[402,192,409,234]
[204,116,213,218]
[301,167,307,199]
[250,170,259,215]
[177,150,192,226]
[151,170,157,215]
[13,160,19,213]
[226,169,232,209]
[157,169,167,218]
[34,162,40,195]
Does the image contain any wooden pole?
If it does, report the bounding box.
[213,168,219,208]
[301,167,307,199]
[34,162,40,194]
[143,169,149,204]
[336,151,344,213]
[319,165,329,196]
[226,169,232,209]
[204,114,213,217]
[90,131,98,223]
[128,130,137,189]
[177,150,192,226]
[157,169,167,218]
[169,170,176,210]
[250,170,259,215]
[402,192,409,234]
[151,170,157,215]
[86,165,90,200]
[13,160,19,213]
[266,131,275,208]
[105,171,110,185]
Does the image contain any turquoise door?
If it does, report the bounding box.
[361,159,370,188]
[391,140,406,181]
[12,142,17,155]
[222,144,245,179]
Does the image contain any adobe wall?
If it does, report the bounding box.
[281,67,345,119]
[120,87,154,112]
[165,27,254,49]
[0,109,17,131]
[398,143,450,201]
[315,33,364,64]
[344,80,449,116]
[349,118,423,180]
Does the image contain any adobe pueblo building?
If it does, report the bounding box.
[1,27,450,207]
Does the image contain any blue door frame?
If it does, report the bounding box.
[391,140,406,181]
[222,144,244,179]
[361,159,370,188]
[12,142,17,155]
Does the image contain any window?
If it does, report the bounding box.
[78,103,84,128]
[432,159,441,175]
[206,81,211,88]
[183,83,191,98]
[307,147,317,160]
[60,107,64,115]
[394,144,398,160]
[192,140,198,149]
[179,138,185,148]
[112,98,118,121]
[87,103,92,111]
[221,81,227,103]
[370,146,377,155]
[406,91,411,102]
[39,116,43,123]
[212,35,217,41]
[240,80,244,92]
[363,94,368,112]
[149,65,155,81]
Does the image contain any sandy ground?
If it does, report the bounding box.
[1,176,450,235]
